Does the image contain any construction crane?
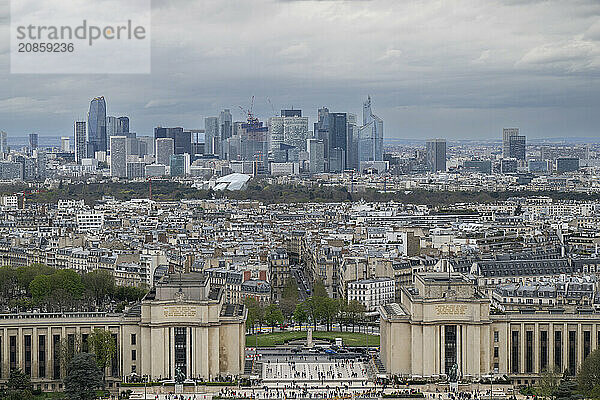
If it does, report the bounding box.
[266,97,276,116]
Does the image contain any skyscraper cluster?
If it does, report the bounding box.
[71,96,385,178]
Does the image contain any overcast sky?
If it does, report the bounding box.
[0,0,599,140]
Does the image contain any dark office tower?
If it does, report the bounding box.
[426,138,447,172]
[314,107,331,170]
[87,96,107,154]
[154,127,190,155]
[281,109,302,117]
[328,112,348,172]
[28,133,38,151]
[219,109,232,159]
[204,117,218,155]
[502,128,519,158]
[74,121,87,164]
[509,135,526,161]
[118,117,130,134]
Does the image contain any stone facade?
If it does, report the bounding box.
[380,272,600,384]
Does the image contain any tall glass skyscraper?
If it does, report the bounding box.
[87,96,107,155]
[358,96,384,164]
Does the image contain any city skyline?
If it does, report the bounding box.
[0,0,599,139]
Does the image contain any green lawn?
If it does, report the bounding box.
[246,330,379,347]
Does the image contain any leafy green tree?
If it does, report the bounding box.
[280,279,298,320]
[64,352,103,400]
[82,270,115,306]
[0,265,17,299]
[293,303,308,329]
[16,263,54,294]
[554,376,581,400]
[4,368,33,400]
[88,328,116,386]
[537,368,560,400]
[313,279,328,298]
[29,274,51,304]
[264,304,284,330]
[345,300,366,332]
[321,298,340,331]
[60,334,83,376]
[244,297,260,333]
[50,269,85,299]
[577,349,600,399]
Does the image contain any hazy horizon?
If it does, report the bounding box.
[1,0,599,140]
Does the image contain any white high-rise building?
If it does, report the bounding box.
[308,138,325,173]
[0,131,7,156]
[60,136,70,152]
[156,137,174,165]
[109,136,127,178]
[358,96,383,165]
[74,121,87,164]
[268,117,284,152]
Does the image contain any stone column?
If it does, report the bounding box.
[534,323,539,374]
[548,323,555,373]
[563,323,568,374]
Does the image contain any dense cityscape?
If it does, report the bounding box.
[0,93,598,400]
[2,0,600,399]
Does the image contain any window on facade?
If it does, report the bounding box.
[132,349,137,361]
[540,331,548,372]
[24,335,32,376]
[526,331,533,373]
[554,330,562,372]
[584,331,591,360]
[9,336,17,371]
[53,335,61,380]
[131,333,137,346]
[38,335,46,378]
[511,331,519,373]
[568,331,576,376]
[174,327,187,379]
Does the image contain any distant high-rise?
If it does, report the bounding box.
[28,133,38,151]
[60,137,70,152]
[106,116,118,138]
[0,131,7,155]
[109,136,127,178]
[508,135,526,161]
[268,117,284,152]
[74,121,87,164]
[281,109,302,117]
[308,139,325,173]
[169,154,186,177]
[426,139,446,172]
[502,128,519,158]
[154,127,190,155]
[118,117,130,134]
[328,112,348,172]
[204,117,219,155]
[87,96,107,155]
[283,113,309,152]
[155,138,174,165]
[358,96,384,165]
[219,109,232,158]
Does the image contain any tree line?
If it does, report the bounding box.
[0,263,148,313]
[244,279,367,333]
